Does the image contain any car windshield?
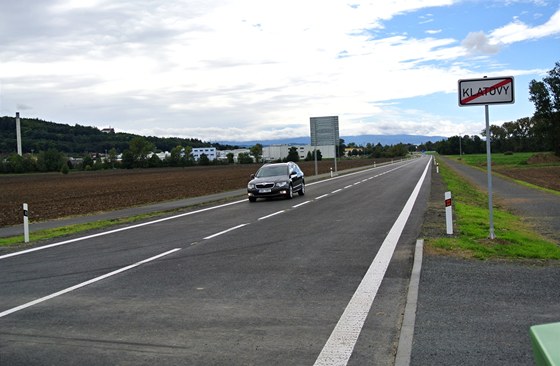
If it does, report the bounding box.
[256,165,288,178]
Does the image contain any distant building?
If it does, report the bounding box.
[217,149,251,163]
[101,127,115,133]
[192,147,217,161]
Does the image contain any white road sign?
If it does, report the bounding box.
[458,76,514,106]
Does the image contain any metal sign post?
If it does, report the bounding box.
[458,76,514,239]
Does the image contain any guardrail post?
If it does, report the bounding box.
[445,192,453,235]
[23,203,30,243]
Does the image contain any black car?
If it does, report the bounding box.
[247,162,305,202]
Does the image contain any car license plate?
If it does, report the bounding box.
[259,188,271,193]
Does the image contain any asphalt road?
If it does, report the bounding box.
[0,156,432,365]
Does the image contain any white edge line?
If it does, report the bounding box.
[258,211,285,221]
[394,239,424,366]
[203,223,248,240]
[0,248,181,319]
[314,157,431,366]
[0,199,246,260]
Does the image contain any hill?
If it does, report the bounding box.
[0,116,445,155]
[0,116,232,155]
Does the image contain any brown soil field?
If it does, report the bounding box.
[494,166,560,192]
[0,159,385,227]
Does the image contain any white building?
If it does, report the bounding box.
[262,144,336,161]
[216,148,251,163]
[192,147,217,161]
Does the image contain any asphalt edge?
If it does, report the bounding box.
[394,238,424,366]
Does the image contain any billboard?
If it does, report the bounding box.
[310,116,339,146]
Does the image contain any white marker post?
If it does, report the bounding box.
[458,76,514,240]
[23,203,30,243]
[445,192,453,235]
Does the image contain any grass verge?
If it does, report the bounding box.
[0,212,164,248]
[426,159,560,260]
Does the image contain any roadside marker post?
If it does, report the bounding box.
[23,203,29,243]
[458,76,515,240]
[445,192,453,235]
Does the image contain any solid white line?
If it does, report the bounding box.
[314,157,431,366]
[0,199,246,260]
[258,211,285,221]
[293,201,311,208]
[394,239,424,366]
[0,248,181,319]
[203,223,248,240]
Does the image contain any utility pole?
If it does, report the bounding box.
[16,112,22,156]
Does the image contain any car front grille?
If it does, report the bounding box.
[256,183,275,189]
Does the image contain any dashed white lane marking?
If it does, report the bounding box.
[258,211,286,221]
[331,189,342,194]
[0,200,246,260]
[313,157,431,366]
[293,201,311,208]
[203,223,248,239]
[316,194,329,200]
[0,248,181,319]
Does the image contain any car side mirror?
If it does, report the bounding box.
[250,174,255,179]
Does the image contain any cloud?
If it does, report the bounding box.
[461,31,502,55]
[0,0,554,142]
[490,9,560,43]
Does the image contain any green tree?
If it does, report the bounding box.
[82,155,94,170]
[129,137,155,168]
[121,150,135,169]
[226,152,234,164]
[198,153,210,166]
[148,153,162,168]
[104,148,118,169]
[169,145,184,167]
[37,148,64,172]
[285,146,299,162]
[250,144,263,163]
[529,61,560,155]
[237,152,253,164]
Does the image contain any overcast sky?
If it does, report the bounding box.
[1,0,559,142]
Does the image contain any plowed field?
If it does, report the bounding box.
[1,159,382,226]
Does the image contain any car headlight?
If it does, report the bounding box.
[248,183,255,189]
[275,181,289,188]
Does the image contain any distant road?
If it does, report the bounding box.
[0,156,432,365]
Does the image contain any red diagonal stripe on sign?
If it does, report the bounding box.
[461,78,512,104]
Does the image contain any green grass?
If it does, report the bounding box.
[427,158,560,260]
[453,152,534,167]
[0,212,164,247]
[452,152,560,168]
